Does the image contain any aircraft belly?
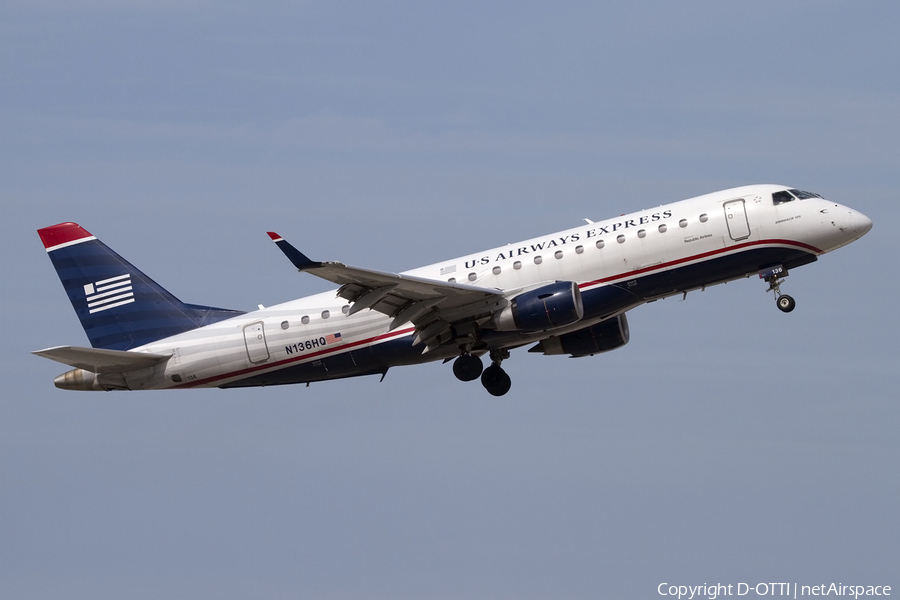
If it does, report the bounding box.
[621,244,816,301]
[219,336,418,388]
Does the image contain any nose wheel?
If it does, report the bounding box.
[776,294,796,313]
[761,266,796,313]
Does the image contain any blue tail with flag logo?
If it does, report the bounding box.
[38,222,245,351]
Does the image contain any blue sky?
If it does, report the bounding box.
[2,2,898,598]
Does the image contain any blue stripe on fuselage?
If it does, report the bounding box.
[218,245,819,388]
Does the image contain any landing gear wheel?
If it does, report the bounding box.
[481,364,512,397]
[763,267,796,313]
[776,294,796,313]
[453,354,483,382]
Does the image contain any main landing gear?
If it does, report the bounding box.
[452,353,483,381]
[761,266,796,313]
[452,348,512,396]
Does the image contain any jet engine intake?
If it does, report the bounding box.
[495,281,584,332]
[529,314,630,357]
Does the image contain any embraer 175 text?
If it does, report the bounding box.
[34,185,872,396]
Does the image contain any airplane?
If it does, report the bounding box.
[33,184,872,396]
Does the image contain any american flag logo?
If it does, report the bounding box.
[84,274,135,314]
[325,332,343,345]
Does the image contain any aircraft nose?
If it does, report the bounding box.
[853,210,873,236]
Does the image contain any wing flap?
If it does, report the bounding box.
[316,261,501,306]
[33,345,172,373]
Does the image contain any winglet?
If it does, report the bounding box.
[267,232,321,271]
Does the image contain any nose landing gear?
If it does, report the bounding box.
[761,265,796,313]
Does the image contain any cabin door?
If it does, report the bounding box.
[724,199,751,241]
[243,321,270,364]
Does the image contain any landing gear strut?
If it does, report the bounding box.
[762,266,796,313]
[481,349,512,397]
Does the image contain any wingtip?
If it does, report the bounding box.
[267,232,318,270]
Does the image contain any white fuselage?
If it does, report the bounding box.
[112,184,869,391]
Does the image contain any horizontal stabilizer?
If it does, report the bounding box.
[32,345,172,373]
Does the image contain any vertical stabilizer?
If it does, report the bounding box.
[38,222,245,350]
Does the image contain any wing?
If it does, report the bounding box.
[33,345,172,373]
[267,232,507,350]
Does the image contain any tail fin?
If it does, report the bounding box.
[38,222,245,350]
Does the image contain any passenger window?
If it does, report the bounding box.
[679,219,688,228]
[658,224,667,233]
[637,229,646,238]
[341,305,350,315]
[554,250,563,259]
[301,315,310,325]
[513,261,522,270]
[468,273,477,281]
[699,213,708,223]
[617,234,625,243]
[575,245,584,254]
[534,256,543,264]
[321,310,330,319]
[596,240,605,249]
[492,266,501,275]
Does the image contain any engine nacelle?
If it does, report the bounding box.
[530,314,630,357]
[494,281,584,332]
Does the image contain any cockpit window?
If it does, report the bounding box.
[773,191,795,205]
[788,188,822,199]
[774,189,823,205]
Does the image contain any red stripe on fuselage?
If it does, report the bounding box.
[175,326,417,389]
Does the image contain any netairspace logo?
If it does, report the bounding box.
[658,583,891,600]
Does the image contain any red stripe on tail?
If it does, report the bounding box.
[37,222,95,250]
